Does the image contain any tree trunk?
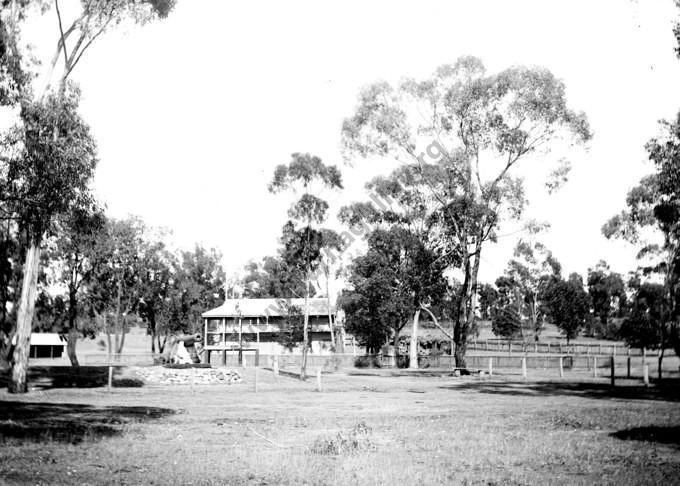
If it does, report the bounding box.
[158,333,167,354]
[454,241,482,369]
[150,319,156,354]
[117,315,127,355]
[409,309,420,369]
[301,277,310,380]
[454,255,471,369]
[67,283,79,366]
[325,270,335,351]
[66,326,79,366]
[114,279,122,357]
[9,241,41,393]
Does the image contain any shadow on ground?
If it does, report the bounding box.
[0,366,143,390]
[441,379,680,402]
[612,426,680,447]
[0,401,174,444]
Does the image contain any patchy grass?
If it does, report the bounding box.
[0,368,679,485]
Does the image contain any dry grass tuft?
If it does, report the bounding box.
[309,421,376,455]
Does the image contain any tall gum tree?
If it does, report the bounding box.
[341,56,591,367]
[268,153,342,379]
[1,0,176,393]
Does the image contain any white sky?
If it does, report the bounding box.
[15,0,680,287]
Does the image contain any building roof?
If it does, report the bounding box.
[11,333,66,346]
[202,298,334,318]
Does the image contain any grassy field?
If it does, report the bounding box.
[1,368,679,485]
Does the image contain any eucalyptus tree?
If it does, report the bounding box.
[339,225,447,366]
[48,204,106,365]
[339,164,451,368]
[541,273,591,344]
[586,260,627,337]
[341,56,591,367]
[1,88,98,391]
[503,239,561,341]
[242,256,307,299]
[603,112,680,360]
[1,0,176,392]
[491,275,523,343]
[268,153,342,379]
[136,234,178,354]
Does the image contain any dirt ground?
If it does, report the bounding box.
[1,367,679,485]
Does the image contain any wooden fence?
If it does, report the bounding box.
[466,339,661,357]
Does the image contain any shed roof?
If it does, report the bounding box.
[11,333,66,346]
[202,298,333,318]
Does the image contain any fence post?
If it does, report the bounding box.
[610,356,615,387]
[522,356,527,380]
[273,355,279,378]
[547,343,551,354]
[316,368,322,392]
[593,356,598,378]
[627,356,631,379]
[107,365,113,393]
[485,339,489,351]
[558,356,564,378]
[658,355,663,381]
[488,357,493,377]
[643,363,650,386]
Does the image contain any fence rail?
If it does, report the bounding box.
[466,339,663,357]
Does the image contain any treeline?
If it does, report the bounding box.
[480,253,669,353]
[0,213,226,366]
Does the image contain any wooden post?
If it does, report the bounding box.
[558,356,563,378]
[658,355,663,381]
[107,365,113,393]
[521,356,527,380]
[316,368,322,392]
[643,363,649,386]
[488,357,493,376]
[273,355,279,378]
[547,343,551,354]
[610,356,615,387]
[593,356,598,377]
[627,356,631,379]
[485,339,489,351]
